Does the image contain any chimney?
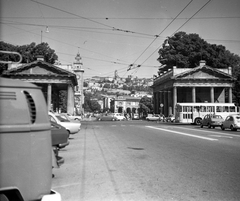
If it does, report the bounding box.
[36,55,44,61]
[228,67,232,75]
[199,60,206,67]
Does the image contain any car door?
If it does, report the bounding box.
[223,116,231,128]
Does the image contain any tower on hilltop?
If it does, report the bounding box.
[71,51,84,114]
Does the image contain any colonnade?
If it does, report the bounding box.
[46,83,75,114]
[154,86,233,117]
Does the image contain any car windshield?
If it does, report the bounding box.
[56,115,70,122]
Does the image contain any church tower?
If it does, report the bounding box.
[71,51,84,114]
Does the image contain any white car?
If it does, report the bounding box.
[58,113,80,123]
[221,114,240,131]
[146,114,161,121]
[113,113,126,121]
[49,112,81,134]
[65,113,82,121]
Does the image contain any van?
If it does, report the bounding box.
[0,78,61,201]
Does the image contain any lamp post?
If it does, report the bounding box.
[41,26,49,43]
[41,30,42,43]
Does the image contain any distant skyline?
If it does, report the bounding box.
[1,0,240,78]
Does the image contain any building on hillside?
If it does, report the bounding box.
[151,60,235,117]
[113,96,141,115]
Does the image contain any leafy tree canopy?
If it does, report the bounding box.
[158,32,240,72]
[139,96,153,114]
[0,41,58,73]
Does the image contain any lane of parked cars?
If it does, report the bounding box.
[48,112,81,170]
[200,113,240,131]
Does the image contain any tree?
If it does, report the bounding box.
[0,41,58,74]
[158,32,240,70]
[139,96,153,117]
[83,93,101,112]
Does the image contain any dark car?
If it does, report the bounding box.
[200,114,224,128]
[96,113,118,121]
[51,121,70,167]
[51,121,69,149]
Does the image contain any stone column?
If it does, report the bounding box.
[67,84,74,115]
[47,84,52,112]
[173,87,177,115]
[210,87,214,103]
[157,92,160,114]
[229,88,232,103]
[164,91,168,117]
[159,91,163,114]
[222,88,225,103]
[192,87,196,103]
[168,91,172,115]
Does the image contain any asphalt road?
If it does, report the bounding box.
[52,120,240,201]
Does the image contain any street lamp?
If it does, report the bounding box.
[41,26,49,43]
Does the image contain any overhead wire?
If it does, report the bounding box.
[128,0,194,72]
[133,0,212,72]
[29,0,156,37]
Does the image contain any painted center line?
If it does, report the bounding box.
[146,126,218,141]
[209,135,233,139]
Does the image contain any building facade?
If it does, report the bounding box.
[71,52,84,115]
[3,57,78,114]
[151,60,235,117]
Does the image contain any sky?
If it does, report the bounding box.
[1,0,240,79]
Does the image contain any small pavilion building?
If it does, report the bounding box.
[151,60,235,117]
[2,56,78,114]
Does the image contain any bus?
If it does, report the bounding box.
[175,102,240,125]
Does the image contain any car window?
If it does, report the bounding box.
[49,115,56,123]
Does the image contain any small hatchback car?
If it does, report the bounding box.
[200,114,224,129]
[221,114,240,131]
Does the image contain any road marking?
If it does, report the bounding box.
[174,126,240,138]
[209,135,233,139]
[146,126,218,141]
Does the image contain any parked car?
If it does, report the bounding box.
[65,113,82,121]
[58,113,80,123]
[132,113,140,120]
[221,114,240,131]
[114,113,126,121]
[51,121,69,149]
[49,112,81,134]
[96,113,118,121]
[146,114,165,121]
[200,114,224,128]
[166,114,175,122]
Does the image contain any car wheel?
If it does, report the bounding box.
[194,118,202,125]
[75,118,80,121]
[212,126,215,129]
[98,118,101,121]
[221,125,225,130]
[208,123,211,129]
[112,118,115,121]
[230,125,237,131]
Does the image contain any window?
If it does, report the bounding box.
[230,106,235,112]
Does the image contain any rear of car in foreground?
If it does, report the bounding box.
[0,78,61,201]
